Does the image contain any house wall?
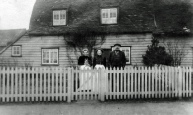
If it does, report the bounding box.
[158,36,193,66]
[4,33,193,67]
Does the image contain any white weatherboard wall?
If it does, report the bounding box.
[158,36,193,66]
[2,33,193,67]
[100,33,152,66]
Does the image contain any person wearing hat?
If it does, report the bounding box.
[108,44,126,92]
[93,48,106,69]
[109,44,126,69]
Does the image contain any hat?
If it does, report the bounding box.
[114,44,121,47]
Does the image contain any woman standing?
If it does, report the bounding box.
[77,49,92,91]
[93,49,106,69]
[93,49,106,93]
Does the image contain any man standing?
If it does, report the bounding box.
[108,44,126,92]
[109,44,126,69]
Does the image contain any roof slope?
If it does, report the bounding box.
[152,0,193,35]
[29,0,155,35]
[0,29,26,53]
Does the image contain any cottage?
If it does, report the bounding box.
[0,0,192,67]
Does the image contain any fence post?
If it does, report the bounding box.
[67,68,72,103]
[178,67,182,99]
[100,69,105,101]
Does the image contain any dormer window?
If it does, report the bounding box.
[101,8,118,24]
[53,10,66,26]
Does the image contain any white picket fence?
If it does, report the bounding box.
[0,66,192,103]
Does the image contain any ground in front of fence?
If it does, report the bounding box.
[1,99,193,115]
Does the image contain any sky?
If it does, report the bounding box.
[0,0,36,30]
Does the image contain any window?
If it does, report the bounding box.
[12,46,22,56]
[53,10,66,26]
[101,8,118,24]
[111,46,131,65]
[42,48,59,65]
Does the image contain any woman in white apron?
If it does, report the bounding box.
[93,49,106,93]
[78,49,92,91]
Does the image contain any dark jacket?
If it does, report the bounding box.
[78,56,92,66]
[109,50,126,68]
[93,55,106,68]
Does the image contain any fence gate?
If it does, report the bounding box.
[71,68,102,101]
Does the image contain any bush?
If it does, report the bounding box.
[142,37,173,66]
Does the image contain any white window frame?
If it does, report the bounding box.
[12,46,22,57]
[42,48,59,65]
[101,8,118,24]
[111,46,131,65]
[53,10,67,26]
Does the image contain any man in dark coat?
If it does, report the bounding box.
[109,44,126,69]
[108,44,126,92]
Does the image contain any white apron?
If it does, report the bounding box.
[93,64,105,93]
[79,65,92,91]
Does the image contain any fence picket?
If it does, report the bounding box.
[10,67,14,102]
[131,67,133,99]
[27,68,30,101]
[124,68,126,99]
[2,67,5,102]
[23,67,26,101]
[117,69,119,99]
[39,67,42,101]
[175,67,178,97]
[43,68,46,101]
[134,67,137,99]
[127,67,130,99]
[63,68,67,101]
[140,67,142,99]
[161,67,164,98]
[155,67,158,98]
[145,67,148,98]
[151,67,154,98]
[189,67,191,97]
[120,68,123,99]
[113,68,116,99]
[59,67,62,101]
[6,67,10,102]
[148,67,151,98]
[185,67,188,97]
[35,68,39,101]
[158,67,161,98]
[182,67,185,97]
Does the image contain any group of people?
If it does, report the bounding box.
[77,44,127,92]
[78,44,126,70]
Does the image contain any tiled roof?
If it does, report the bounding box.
[0,29,26,46]
[0,29,26,53]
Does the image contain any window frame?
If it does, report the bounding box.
[52,9,67,26]
[41,48,59,66]
[11,45,22,57]
[111,46,131,65]
[100,7,119,25]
